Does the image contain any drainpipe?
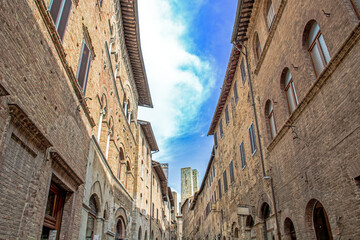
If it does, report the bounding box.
[232,41,281,240]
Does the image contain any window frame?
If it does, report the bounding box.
[225,105,230,125]
[241,59,246,85]
[266,101,277,139]
[48,0,72,41]
[284,71,298,114]
[233,81,239,103]
[76,40,92,93]
[219,119,224,138]
[307,23,330,77]
[249,123,257,155]
[218,179,222,199]
[240,142,246,169]
[266,0,276,29]
[223,170,228,193]
[229,161,235,184]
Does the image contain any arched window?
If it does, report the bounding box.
[246,215,255,239]
[261,203,275,240]
[116,217,126,240]
[284,218,297,240]
[281,68,298,114]
[313,201,333,240]
[265,100,277,139]
[265,0,276,29]
[138,226,142,240]
[86,195,98,240]
[254,32,262,61]
[118,148,125,180]
[144,230,148,240]
[305,21,330,77]
[234,227,239,239]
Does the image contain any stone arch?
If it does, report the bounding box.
[305,199,333,240]
[90,181,103,208]
[302,19,318,48]
[284,217,297,240]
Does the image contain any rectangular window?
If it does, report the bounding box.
[49,0,72,40]
[240,142,246,169]
[41,182,66,240]
[229,161,235,183]
[241,59,246,85]
[267,1,276,29]
[249,123,257,155]
[223,170,228,193]
[225,106,230,125]
[77,41,91,93]
[233,81,239,103]
[218,180,222,199]
[214,131,218,147]
[219,120,223,138]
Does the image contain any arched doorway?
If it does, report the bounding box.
[313,201,332,240]
[261,203,275,240]
[116,217,126,240]
[86,195,99,240]
[246,215,255,239]
[284,218,296,240]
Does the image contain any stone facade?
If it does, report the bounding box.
[181,167,199,204]
[182,0,360,240]
[0,0,177,239]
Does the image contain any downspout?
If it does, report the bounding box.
[232,42,281,240]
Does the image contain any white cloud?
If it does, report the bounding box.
[138,0,216,162]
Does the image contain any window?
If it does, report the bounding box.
[76,41,91,92]
[219,119,224,138]
[266,100,277,139]
[266,0,276,29]
[223,170,228,192]
[86,195,98,240]
[229,161,235,183]
[306,21,330,77]
[225,106,230,125]
[249,123,257,155]
[214,131,218,147]
[241,59,246,85]
[218,180,222,199]
[41,182,65,240]
[254,32,262,61]
[350,0,360,19]
[233,82,239,103]
[49,0,72,40]
[282,69,298,114]
[240,142,246,169]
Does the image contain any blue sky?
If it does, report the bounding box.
[138,0,238,206]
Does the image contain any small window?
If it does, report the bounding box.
[233,82,239,103]
[266,0,276,29]
[350,0,360,19]
[49,0,72,41]
[282,69,298,114]
[241,59,246,85]
[266,100,277,139]
[77,41,91,93]
[223,170,228,192]
[219,119,224,138]
[218,179,222,199]
[306,21,331,77]
[214,131,218,147]
[229,161,235,183]
[225,106,230,125]
[254,32,262,61]
[240,142,246,169]
[86,195,98,240]
[249,123,257,155]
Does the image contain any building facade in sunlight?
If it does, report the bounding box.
[0,0,177,239]
[182,0,360,239]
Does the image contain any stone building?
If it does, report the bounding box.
[181,167,199,204]
[182,0,360,240]
[0,0,177,239]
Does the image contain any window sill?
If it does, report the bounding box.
[34,0,95,127]
[267,22,360,152]
[254,0,287,75]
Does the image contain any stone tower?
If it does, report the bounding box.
[181,167,199,203]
